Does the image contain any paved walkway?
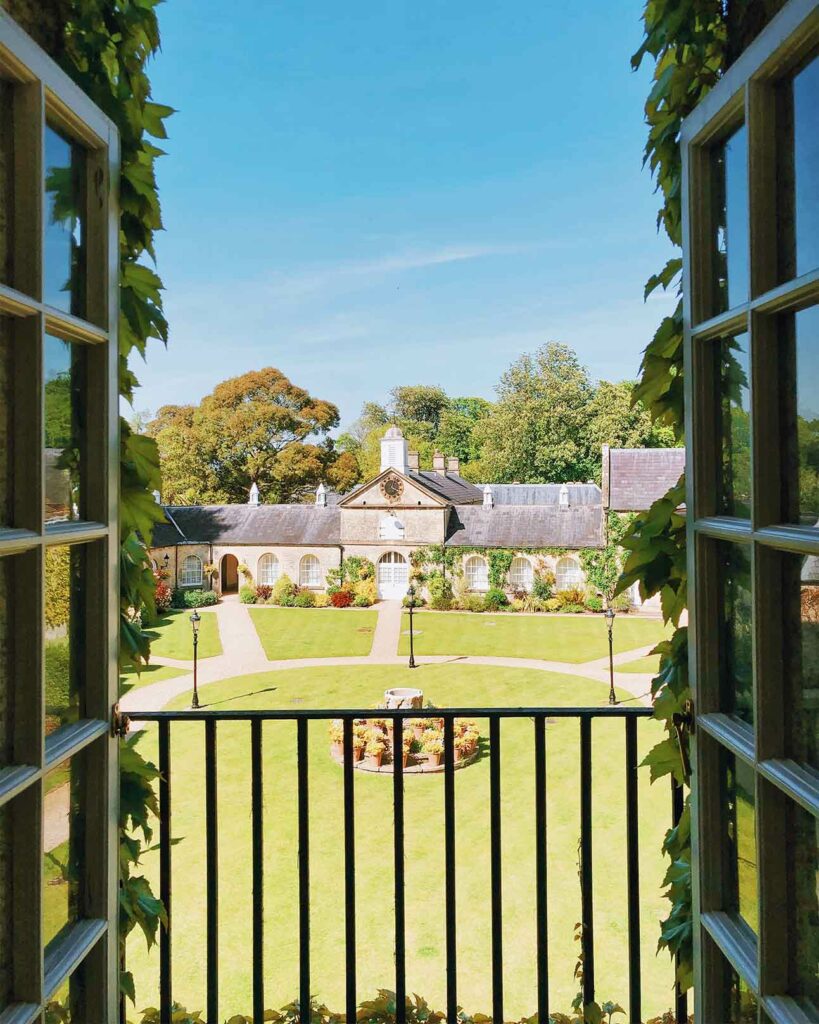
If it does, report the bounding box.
[120,599,659,719]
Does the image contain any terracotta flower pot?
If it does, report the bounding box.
[413,726,425,741]
[354,746,364,762]
[427,752,442,767]
[365,751,384,769]
[332,741,344,758]
[402,752,409,769]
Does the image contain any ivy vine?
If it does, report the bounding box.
[624,0,785,990]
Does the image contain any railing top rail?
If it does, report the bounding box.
[125,705,654,723]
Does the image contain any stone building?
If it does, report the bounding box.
[149,427,685,600]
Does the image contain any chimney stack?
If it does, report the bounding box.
[432,451,446,473]
[407,450,420,472]
[446,456,460,475]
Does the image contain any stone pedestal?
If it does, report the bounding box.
[384,687,423,709]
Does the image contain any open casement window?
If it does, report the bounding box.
[0,12,120,1023]
[682,1,819,1020]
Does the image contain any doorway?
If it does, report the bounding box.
[221,553,239,593]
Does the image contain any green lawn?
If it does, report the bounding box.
[249,607,377,659]
[126,663,676,1020]
[398,611,669,662]
[120,662,191,694]
[617,654,660,674]
[147,609,222,660]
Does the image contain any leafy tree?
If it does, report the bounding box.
[151,368,357,504]
[437,397,492,464]
[586,380,676,458]
[389,384,450,435]
[476,342,596,483]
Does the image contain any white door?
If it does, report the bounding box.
[377,551,409,599]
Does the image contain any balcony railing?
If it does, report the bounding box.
[124,705,688,1024]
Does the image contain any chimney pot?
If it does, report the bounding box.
[446,456,460,475]
[407,450,420,472]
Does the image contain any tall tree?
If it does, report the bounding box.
[150,367,358,504]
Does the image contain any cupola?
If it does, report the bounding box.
[559,484,569,510]
[316,482,327,507]
[248,482,260,506]
[380,425,409,475]
[483,485,494,508]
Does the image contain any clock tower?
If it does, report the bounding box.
[380,424,409,475]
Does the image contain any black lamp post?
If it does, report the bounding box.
[406,584,417,669]
[162,552,170,572]
[605,605,616,705]
[190,610,201,708]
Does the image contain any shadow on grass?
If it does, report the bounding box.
[201,685,279,709]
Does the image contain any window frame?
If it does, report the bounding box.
[681,2,819,1020]
[464,555,489,592]
[299,554,321,589]
[509,555,533,591]
[179,554,203,588]
[555,555,583,592]
[257,552,280,587]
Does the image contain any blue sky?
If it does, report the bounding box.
[135,0,677,430]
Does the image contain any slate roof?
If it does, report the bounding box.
[478,483,602,506]
[152,505,341,547]
[605,448,686,511]
[445,505,604,549]
[407,470,484,504]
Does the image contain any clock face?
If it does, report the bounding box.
[380,475,404,502]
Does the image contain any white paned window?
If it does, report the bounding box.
[180,554,203,587]
[300,554,321,588]
[257,553,280,586]
[556,555,583,591]
[465,555,489,592]
[509,556,533,591]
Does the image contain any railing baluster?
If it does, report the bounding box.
[298,718,310,1024]
[672,778,688,1024]
[580,716,594,1007]
[158,718,172,1022]
[343,717,357,1024]
[393,714,406,1024]
[252,719,264,1023]
[534,714,549,1023]
[489,715,503,1024]
[205,719,219,1024]
[625,716,641,1023]
[444,716,457,1023]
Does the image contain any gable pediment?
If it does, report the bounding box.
[340,469,448,508]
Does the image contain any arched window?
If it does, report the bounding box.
[299,554,321,588]
[509,556,533,591]
[465,555,489,592]
[257,553,280,586]
[180,554,203,587]
[556,555,584,591]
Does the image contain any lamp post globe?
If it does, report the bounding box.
[190,610,201,708]
[406,584,417,669]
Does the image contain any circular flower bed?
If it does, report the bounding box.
[329,714,481,774]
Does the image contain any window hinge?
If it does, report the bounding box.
[111,703,131,739]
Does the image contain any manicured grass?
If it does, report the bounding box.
[127,664,676,1020]
[398,611,669,662]
[617,654,660,674]
[249,607,377,659]
[147,609,222,660]
[120,662,191,694]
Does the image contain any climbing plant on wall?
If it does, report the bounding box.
[623,0,786,990]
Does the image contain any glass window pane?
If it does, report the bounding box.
[0,556,12,768]
[782,551,819,768]
[794,306,819,526]
[723,749,758,932]
[713,125,750,312]
[44,334,87,524]
[719,542,754,725]
[0,317,12,527]
[0,81,13,290]
[789,799,819,1013]
[717,332,751,518]
[44,125,86,316]
[45,544,87,737]
[728,963,759,1022]
[43,750,86,950]
[780,53,819,281]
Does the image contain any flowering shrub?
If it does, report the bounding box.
[295,590,316,608]
[153,571,172,613]
[239,585,256,605]
[331,589,353,608]
[255,584,273,603]
[270,574,297,605]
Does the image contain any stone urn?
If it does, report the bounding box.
[384,687,423,710]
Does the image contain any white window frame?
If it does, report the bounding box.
[465,555,489,592]
[299,554,321,588]
[509,555,533,591]
[179,554,203,587]
[556,555,583,591]
[257,552,280,586]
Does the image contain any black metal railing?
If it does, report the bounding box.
[127,705,687,1024]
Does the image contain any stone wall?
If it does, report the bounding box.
[210,545,342,590]
[149,543,212,590]
[340,506,447,545]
